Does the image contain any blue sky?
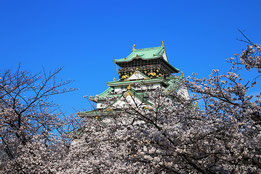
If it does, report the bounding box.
[0,0,260,114]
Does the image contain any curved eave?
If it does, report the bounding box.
[114,46,164,63]
[78,109,123,117]
[161,58,179,73]
[107,78,169,87]
[115,56,179,73]
[114,56,161,64]
[89,95,120,102]
[89,96,96,102]
[89,87,114,102]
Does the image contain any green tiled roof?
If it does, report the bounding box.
[89,87,113,101]
[98,87,113,98]
[107,78,169,87]
[114,46,164,63]
[81,88,153,117]
[89,75,184,102]
[164,75,184,94]
[85,74,186,117]
[89,88,153,103]
[78,109,122,117]
[89,87,121,101]
[128,88,153,106]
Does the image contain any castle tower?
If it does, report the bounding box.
[79,43,189,117]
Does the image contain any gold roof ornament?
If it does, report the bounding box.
[161,41,165,48]
[113,78,116,82]
[144,105,148,109]
[105,107,113,112]
[121,74,129,80]
[124,91,133,97]
[95,116,99,119]
[194,101,199,108]
[181,71,184,78]
[127,84,131,90]
[132,44,136,51]
[127,91,132,96]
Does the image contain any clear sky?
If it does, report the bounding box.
[0,0,260,114]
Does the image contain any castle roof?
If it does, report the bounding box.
[114,45,179,73]
[88,75,184,102]
[114,46,165,63]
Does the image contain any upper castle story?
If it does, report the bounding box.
[114,42,179,81]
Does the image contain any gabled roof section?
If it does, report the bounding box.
[128,71,149,80]
[89,87,114,102]
[114,46,165,63]
[164,75,183,94]
[127,88,153,106]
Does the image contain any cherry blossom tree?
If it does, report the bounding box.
[0,66,81,173]
[57,40,260,173]
[2,38,259,173]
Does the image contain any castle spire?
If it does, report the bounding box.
[161,41,165,48]
[132,44,136,51]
